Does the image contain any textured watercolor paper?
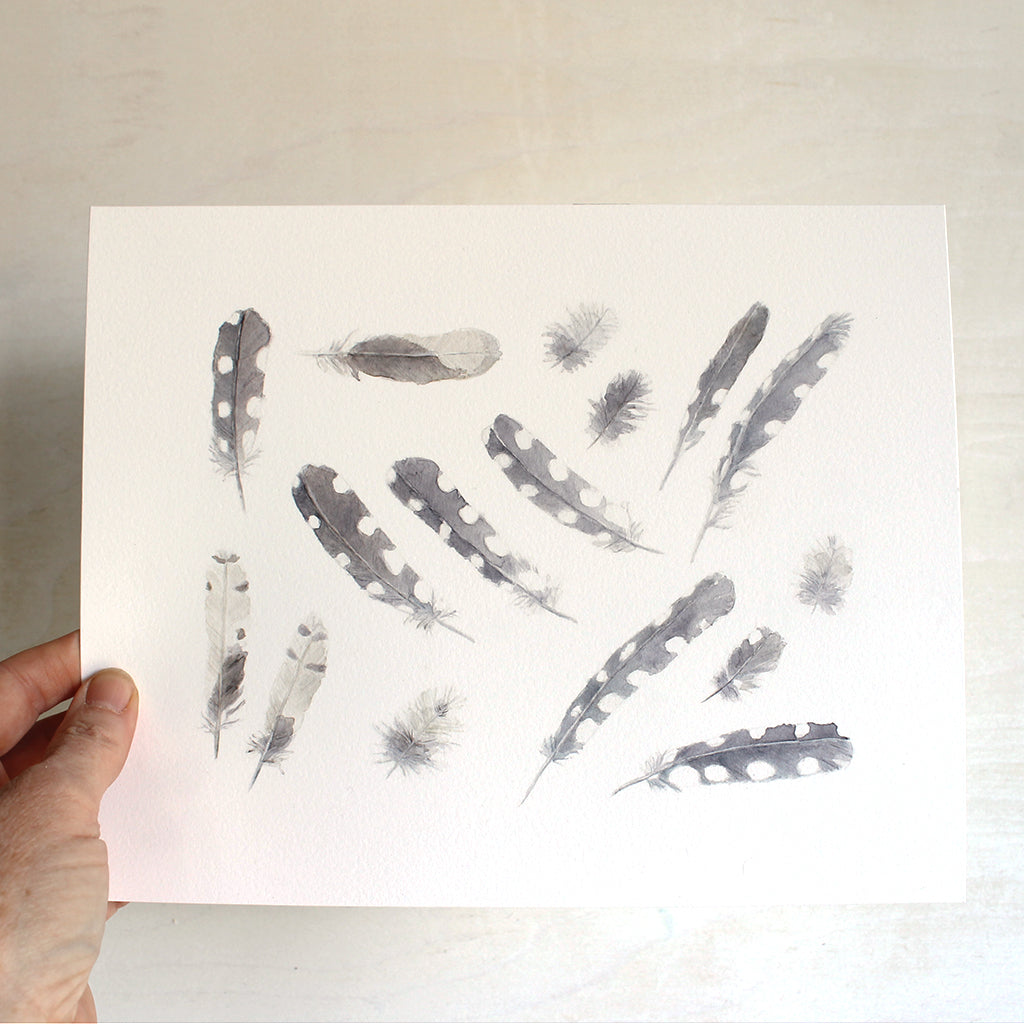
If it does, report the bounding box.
[81,206,964,906]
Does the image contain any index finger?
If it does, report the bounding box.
[0,631,81,755]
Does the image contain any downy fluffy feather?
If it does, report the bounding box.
[249,617,328,786]
[378,689,463,776]
[614,722,853,793]
[544,304,617,372]
[389,457,573,621]
[522,574,735,802]
[293,464,472,640]
[310,329,500,384]
[485,414,657,553]
[798,535,853,614]
[203,552,250,757]
[210,309,271,509]
[703,627,785,702]
[692,313,852,559]
[661,302,769,488]
[587,370,652,447]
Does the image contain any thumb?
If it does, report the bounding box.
[42,669,138,820]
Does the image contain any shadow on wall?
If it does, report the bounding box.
[0,356,84,655]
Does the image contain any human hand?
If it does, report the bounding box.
[0,632,138,1023]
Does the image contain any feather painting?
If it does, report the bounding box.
[692,313,853,559]
[210,308,271,509]
[661,302,769,488]
[249,617,328,787]
[203,552,250,758]
[485,414,658,553]
[702,627,785,702]
[378,689,463,776]
[522,574,735,803]
[798,535,853,614]
[309,328,500,384]
[293,464,472,641]
[614,722,853,793]
[544,304,617,372]
[389,457,573,621]
[587,370,652,447]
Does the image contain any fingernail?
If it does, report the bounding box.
[85,669,135,713]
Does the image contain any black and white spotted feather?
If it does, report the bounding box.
[702,627,785,702]
[203,552,249,758]
[522,574,735,802]
[293,464,472,640]
[389,457,573,621]
[210,309,271,509]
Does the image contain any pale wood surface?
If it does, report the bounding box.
[1,2,1020,1020]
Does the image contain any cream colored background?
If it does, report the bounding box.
[0,2,1019,1021]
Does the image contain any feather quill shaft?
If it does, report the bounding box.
[614,722,853,793]
[293,464,472,641]
[702,627,785,702]
[210,309,271,509]
[249,618,328,786]
[203,552,250,757]
[389,457,574,621]
[544,304,617,372]
[587,370,652,447]
[522,573,735,803]
[692,313,852,559]
[486,414,658,554]
[661,302,769,488]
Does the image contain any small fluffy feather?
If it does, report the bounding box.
[798,536,853,614]
[587,370,652,447]
[378,690,463,776]
[544,304,617,372]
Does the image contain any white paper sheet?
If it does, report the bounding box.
[81,206,964,906]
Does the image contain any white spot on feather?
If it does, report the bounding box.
[797,757,820,775]
[748,726,767,741]
[217,401,231,418]
[594,531,613,546]
[492,452,514,470]
[762,420,783,437]
[255,347,270,371]
[438,523,452,541]
[435,472,456,492]
[331,475,348,493]
[711,387,728,406]
[356,515,377,536]
[245,395,262,417]
[217,355,233,374]
[483,533,509,556]
[469,554,484,569]
[458,504,480,524]
[334,552,350,568]
[746,760,775,781]
[366,581,386,598]
[794,722,810,738]
[518,484,539,499]
[704,734,726,748]
[514,428,534,450]
[306,515,321,530]
[548,459,569,482]
[703,764,730,783]
[578,487,602,508]
[671,766,702,788]
[594,670,609,684]
[793,384,811,401]
[381,548,405,575]
[219,438,230,453]
[573,717,599,746]
[407,497,425,512]
[597,691,626,714]
[618,641,637,661]
[557,508,579,525]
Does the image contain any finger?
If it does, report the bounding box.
[41,668,138,823]
[0,631,81,755]
[74,983,97,1023]
[0,712,64,782]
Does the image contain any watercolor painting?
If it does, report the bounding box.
[80,206,964,907]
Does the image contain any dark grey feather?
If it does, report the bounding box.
[703,627,785,702]
[485,414,657,554]
[692,313,852,558]
[544,304,617,372]
[522,574,735,802]
[615,722,853,793]
[389,457,573,621]
[587,370,652,447]
[210,309,271,509]
[661,302,769,488]
[293,464,472,640]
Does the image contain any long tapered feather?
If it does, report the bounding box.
[309,328,501,383]
[389,457,573,621]
[203,552,250,758]
[587,370,652,447]
[249,617,328,786]
[692,313,852,558]
[702,627,785,702]
[378,689,463,776]
[614,722,853,793]
[293,464,472,641]
[544,304,617,371]
[661,302,769,488]
[522,574,735,802]
[485,414,658,554]
[210,309,271,509]
[797,535,853,614]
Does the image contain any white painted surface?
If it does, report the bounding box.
[0,2,1020,1020]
